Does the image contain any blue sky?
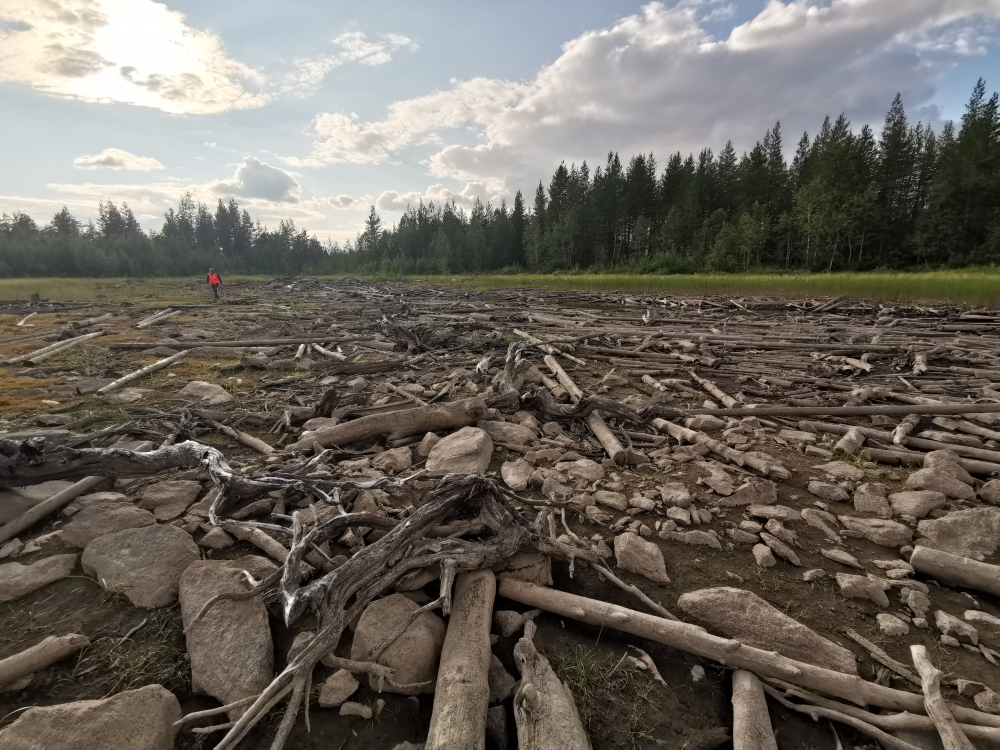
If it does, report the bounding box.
[1,0,998,243]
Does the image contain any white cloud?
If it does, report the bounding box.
[73,147,164,170]
[211,156,301,203]
[280,31,417,96]
[0,0,266,114]
[328,194,373,209]
[297,0,1000,195]
[376,182,494,211]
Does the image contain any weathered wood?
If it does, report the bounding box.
[909,546,1000,598]
[0,475,106,544]
[0,634,90,687]
[97,350,187,394]
[910,645,975,750]
[544,355,626,464]
[648,403,1000,420]
[108,337,361,350]
[732,670,778,750]
[3,331,105,365]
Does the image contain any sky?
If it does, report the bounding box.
[1,0,999,244]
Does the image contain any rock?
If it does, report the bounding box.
[808,481,850,503]
[139,480,202,522]
[728,528,760,544]
[697,463,734,495]
[924,450,975,485]
[835,574,890,607]
[904,467,976,500]
[980,480,1000,506]
[752,544,776,567]
[351,593,446,694]
[500,549,552,586]
[965,610,1000,648]
[488,653,516,703]
[614,532,669,584]
[318,670,360,708]
[934,610,978,645]
[0,684,180,750]
[760,531,800,566]
[593,491,628,512]
[801,508,842,542]
[178,380,233,405]
[554,458,605,483]
[853,483,891,518]
[372,447,413,472]
[0,480,75,525]
[974,690,1000,714]
[821,549,863,569]
[179,559,274,714]
[716,480,777,507]
[665,506,691,525]
[684,415,725,431]
[816,461,865,482]
[104,387,153,404]
[493,610,527,638]
[838,517,913,547]
[340,701,373,719]
[198,528,234,550]
[501,459,532,491]
[82,525,199,608]
[63,491,128,516]
[940,634,961,647]
[916,508,1000,560]
[660,530,722,549]
[417,432,441,457]
[803,569,826,581]
[61,504,155,548]
[678,587,857,674]
[477,420,537,445]
[540,475,571,499]
[887,491,947,519]
[584,505,613,524]
[426,427,493,475]
[659,483,692,507]
[747,504,799,522]
[906,590,931,618]
[780,428,818,444]
[877,613,909,636]
[0,554,77,603]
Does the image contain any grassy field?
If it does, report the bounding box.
[2,269,999,305]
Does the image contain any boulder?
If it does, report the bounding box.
[752,544,776,568]
[904,468,976,500]
[876,613,909,637]
[351,593,446,695]
[594,491,628,512]
[0,480,75,525]
[500,459,532,492]
[815,461,865,482]
[340,702,372,719]
[417,432,441,457]
[318,670,360,708]
[82,525,199,607]
[477,420,537,446]
[887,491,947,519]
[677,587,857,674]
[974,690,1000,714]
[613,533,669,584]
[426,427,493,475]
[684,415,725,431]
[659,483,692,507]
[837,517,913,547]
[197,527,234,550]
[62,502,157,547]
[808,481,850,503]
[835,574,890,607]
[554,458,605,483]
[372,447,413,473]
[63,491,128,516]
[0,554,77,603]
[980,480,1000,506]
[853,483,891,518]
[924,450,975,486]
[104,388,152,405]
[916,508,1000,560]
[179,558,275,713]
[934,610,978,645]
[179,380,233,405]
[716,480,777,507]
[0,684,180,750]
[139,480,202,522]
[965,611,1000,648]
[499,549,552,586]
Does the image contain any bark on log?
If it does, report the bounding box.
[909,546,1000,598]
[513,620,592,750]
[426,570,496,750]
[0,475,106,544]
[544,355,626,465]
[732,670,778,750]
[515,329,586,366]
[497,579,1000,727]
[287,398,489,451]
[0,634,90,687]
[5,331,104,366]
[134,308,177,328]
[136,308,182,328]
[910,646,975,750]
[72,312,113,329]
[97,350,187,394]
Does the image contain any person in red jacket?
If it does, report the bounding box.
[207,268,222,300]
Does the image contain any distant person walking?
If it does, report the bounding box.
[207,268,222,300]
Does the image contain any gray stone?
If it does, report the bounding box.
[0,554,77,603]
[82,525,199,608]
[821,549,863,569]
[853,483,891,518]
[658,482,692,507]
[924,450,975,486]
[905,467,976,500]
[660,530,722,550]
[340,701,373,719]
[0,480,75,525]
[815,461,865,482]
[417,432,441,457]
[477,420,537,446]
[178,380,233,405]
[888,491,947,519]
[716,480,777,507]
[980,479,1000,506]
[179,558,275,715]
[934,610,978,645]
[197,528,234,550]
[318,669,360,708]
[499,549,552,586]
[974,690,1000,714]
[916,508,1000,560]
[678,587,856,674]
[684,415,725,431]
[351,593,446,694]
[697,463,734,495]
[876,613,909,637]
[554,458,605,483]
[501,459,532,491]
[838,516,913,547]
[0,684,180,750]
[488,653,516,703]
[63,491,128,516]
[614,532,669,584]
[630,495,656,512]
[964,610,1000,649]
[139,480,202,522]
[104,388,153,404]
[372,447,413,472]
[752,544,776,567]
[593,491,628,511]
[426,427,493,475]
[803,569,826,581]
[61,504,156,548]
[835,574,890,607]
[808,481,850,503]
[906,590,931,618]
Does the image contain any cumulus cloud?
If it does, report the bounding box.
[328,194,374,209]
[211,156,301,203]
[297,0,1000,196]
[73,147,164,171]
[376,183,495,211]
[280,31,417,96]
[0,0,266,114]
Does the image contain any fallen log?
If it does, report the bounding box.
[909,546,1000,598]
[497,579,1000,727]
[71,312,113,329]
[642,403,1000,420]
[0,475,106,544]
[544,355,626,465]
[732,670,778,750]
[287,398,489,451]
[426,570,496,750]
[97,350,187,394]
[108,337,362,350]
[4,331,104,366]
[0,634,90,688]
[911,645,975,750]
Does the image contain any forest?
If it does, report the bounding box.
[1,80,997,278]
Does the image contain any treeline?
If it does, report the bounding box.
[2,80,998,277]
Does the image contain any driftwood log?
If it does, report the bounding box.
[909,546,1000,598]
[0,634,90,688]
[732,670,778,750]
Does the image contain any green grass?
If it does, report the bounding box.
[0,276,267,303]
